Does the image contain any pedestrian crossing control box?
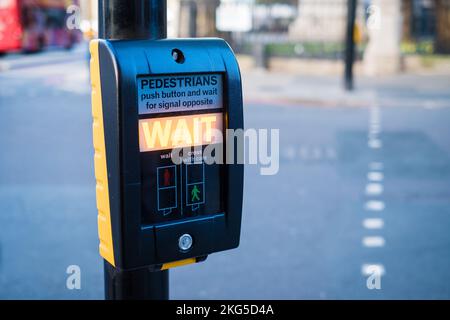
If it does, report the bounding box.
[90,38,244,270]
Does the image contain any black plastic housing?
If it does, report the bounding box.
[97,38,244,270]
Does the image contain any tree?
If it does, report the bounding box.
[435,0,450,53]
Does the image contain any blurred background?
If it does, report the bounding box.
[1,0,450,299]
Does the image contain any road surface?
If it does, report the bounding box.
[1,48,450,299]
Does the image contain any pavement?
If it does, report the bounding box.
[242,69,450,109]
[1,46,450,299]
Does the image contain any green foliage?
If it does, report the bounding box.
[266,42,345,56]
[401,40,434,55]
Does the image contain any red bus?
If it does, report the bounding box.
[0,0,80,54]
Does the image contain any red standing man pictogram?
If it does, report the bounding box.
[163,168,171,187]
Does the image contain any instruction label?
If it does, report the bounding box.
[137,73,223,115]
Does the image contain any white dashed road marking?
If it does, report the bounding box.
[363,218,384,229]
[299,146,309,159]
[367,172,384,182]
[312,147,322,159]
[365,200,385,211]
[363,236,385,247]
[282,145,337,161]
[362,104,386,286]
[283,146,296,160]
[368,139,383,149]
[365,183,384,196]
[361,264,386,276]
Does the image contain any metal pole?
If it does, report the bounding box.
[104,261,169,300]
[98,0,169,300]
[344,0,357,91]
[98,0,167,40]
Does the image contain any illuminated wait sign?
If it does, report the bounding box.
[138,113,223,152]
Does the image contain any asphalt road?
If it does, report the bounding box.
[1,48,450,299]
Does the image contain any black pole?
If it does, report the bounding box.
[98,0,167,40]
[344,0,357,91]
[98,0,169,300]
[104,261,169,300]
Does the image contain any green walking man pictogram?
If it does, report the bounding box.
[191,185,201,202]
